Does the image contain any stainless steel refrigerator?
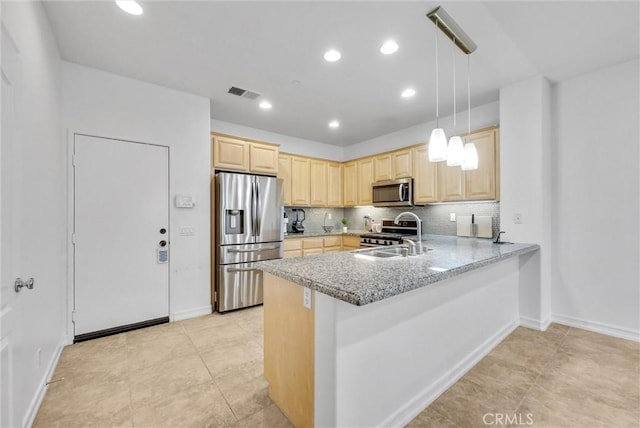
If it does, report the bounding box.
[215,172,283,312]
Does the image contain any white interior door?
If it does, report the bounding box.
[74,135,169,337]
[0,26,22,428]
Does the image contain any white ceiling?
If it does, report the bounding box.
[43,1,639,146]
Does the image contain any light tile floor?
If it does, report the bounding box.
[35,308,639,428]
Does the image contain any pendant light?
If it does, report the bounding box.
[461,54,478,171]
[428,20,448,162]
[447,37,464,166]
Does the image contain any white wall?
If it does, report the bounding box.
[62,62,212,322]
[551,60,639,339]
[1,2,67,426]
[343,101,499,159]
[210,119,344,161]
[499,77,553,328]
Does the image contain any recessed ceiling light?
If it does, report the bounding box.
[259,101,272,110]
[115,0,143,15]
[401,88,416,98]
[324,49,341,62]
[328,120,340,129]
[380,40,399,55]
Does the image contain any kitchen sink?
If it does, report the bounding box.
[355,246,432,259]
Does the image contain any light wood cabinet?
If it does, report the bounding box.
[327,162,343,207]
[392,149,412,178]
[342,235,361,250]
[357,158,374,205]
[212,134,278,175]
[374,149,412,182]
[283,238,302,258]
[310,159,328,207]
[291,157,311,206]
[464,129,499,201]
[343,161,358,207]
[438,161,465,202]
[437,127,499,202]
[250,142,279,175]
[373,154,393,182]
[212,135,249,172]
[278,154,292,206]
[302,237,324,256]
[412,145,438,204]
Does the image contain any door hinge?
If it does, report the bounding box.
[72,154,77,167]
[71,311,76,323]
[71,233,76,245]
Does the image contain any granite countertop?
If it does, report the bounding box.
[284,230,366,239]
[258,235,539,306]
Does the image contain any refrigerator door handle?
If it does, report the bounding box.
[227,267,261,273]
[228,246,278,253]
[255,180,261,237]
[250,178,257,237]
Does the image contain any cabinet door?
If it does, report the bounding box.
[438,161,464,202]
[278,154,293,206]
[357,158,374,205]
[310,159,328,207]
[343,161,358,207]
[412,146,438,204]
[342,235,361,250]
[392,149,412,178]
[291,157,311,206]
[327,162,343,207]
[212,135,249,171]
[464,129,497,201]
[373,154,392,182]
[250,142,279,175]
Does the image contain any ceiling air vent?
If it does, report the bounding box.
[227,86,261,100]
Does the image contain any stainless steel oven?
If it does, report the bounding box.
[372,178,413,207]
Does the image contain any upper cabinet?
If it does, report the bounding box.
[343,161,358,207]
[327,162,343,207]
[212,134,279,175]
[278,154,293,206]
[216,127,498,208]
[464,128,499,201]
[412,145,438,204]
[309,159,328,207]
[291,157,311,206]
[373,148,413,182]
[436,127,499,202]
[357,158,374,205]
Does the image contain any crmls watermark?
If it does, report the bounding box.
[483,412,534,426]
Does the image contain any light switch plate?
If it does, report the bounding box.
[175,194,195,208]
[179,226,195,236]
[450,213,456,222]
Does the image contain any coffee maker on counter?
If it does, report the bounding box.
[290,208,305,233]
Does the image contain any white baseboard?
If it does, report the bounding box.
[23,340,64,428]
[383,319,519,428]
[552,314,640,342]
[170,305,212,322]
[519,315,552,331]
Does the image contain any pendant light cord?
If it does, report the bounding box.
[452,37,456,132]
[467,54,471,137]
[435,20,439,128]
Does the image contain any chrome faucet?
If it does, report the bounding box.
[394,212,422,255]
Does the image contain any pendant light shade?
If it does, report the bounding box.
[446,135,464,166]
[461,142,478,170]
[429,128,448,161]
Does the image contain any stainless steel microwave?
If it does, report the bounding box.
[372,178,413,207]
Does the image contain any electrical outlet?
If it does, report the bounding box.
[514,213,523,224]
[450,213,456,222]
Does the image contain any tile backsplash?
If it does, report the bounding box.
[285,202,500,238]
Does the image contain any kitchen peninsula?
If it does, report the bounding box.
[258,235,539,428]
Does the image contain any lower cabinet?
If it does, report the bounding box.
[282,235,360,257]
